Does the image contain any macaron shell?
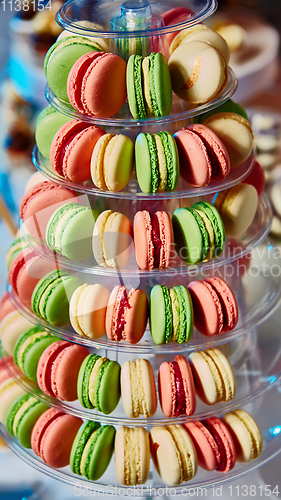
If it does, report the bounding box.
[175,28,230,63]
[16,400,48,448]
[133,210,154,270]
[150,424,197,486]
[22,335,58,382]
[174,127,212,187]
[204,112,254,167]
[121,359,157,418]
[172,208,203,264]
[96,360,121,415]
[151,52,173,117]
[157,210,174,269]
[203,417,236,472]
[188,123,230,180]
[168,40,228,104]
[169,24,211,53]
[103,134,134,191]
[0,311,34,355]
[188,280,224,336]
[50,342,89,401]
[184,420,221,471]
[205,277,238,332]
[62,125,106,183]
[0,379,26,424]
[67,51,103,113]
[215,183,258,238]
[93,211,132,269]
[82,425,115,480]
[20,181,79,240]
[158,361,176,417]
[69,420,101,475]
[32,409,83,467]
[35,106,70,160]
[223,410,263,462]
[115,427,150,486]
[0,292,17,321]
[73,284,110,339]
[81,52,127,118]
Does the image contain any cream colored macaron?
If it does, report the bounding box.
[0,311,34,356]
[214,183,258,238]
[121,359,157,418]
[170,25,230,63]
[168,40,228,105]
[189,348,236,405]
[223,409,263,462]
[204,112,254,167]
[115,427,150,486]
[69,283,110,339]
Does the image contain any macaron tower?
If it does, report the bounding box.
[2,0,279,495]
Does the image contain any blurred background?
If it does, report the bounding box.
[0,0,281,499]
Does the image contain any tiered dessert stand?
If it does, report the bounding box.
[1,0,281,497]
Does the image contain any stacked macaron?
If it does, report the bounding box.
[174,124,230,187]
[0,356,26,426]
[150,284,193,345]
[187,276,239,336]
[172,201,226,264]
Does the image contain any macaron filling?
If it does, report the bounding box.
[114,288,132,340]
[173,361,186,416]
[95,359,110,412]
[189,209,209,260]
[134,55,146,118]
[174,286,191,343]
[162,286,173,343]
[148,53,160,117]
[145,134,159,193]
[151,214,162,268]
[70,421,101,475]
[35,411,65,457]
[80,354,100,408]
[45,343,69,397]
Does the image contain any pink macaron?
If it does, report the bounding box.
[67,52,127,118]
[50,119,106,183]
[187,277,238,336]
[161,7,194,46]
[158,355,196,417]
[37,340,89,401]
[31,408,82,468]
[0,292,17,321]
[8,248,57,308]
[184,418,236,472]
[133,210,174,270]
[174,124,230,187]
[20,181,79,239]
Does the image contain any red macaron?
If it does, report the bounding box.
[0,292,17,321]
[67,51,127,118]
[8,248,57,308]
[187,277,238,336]
[36,340,89,401]
[105,285,148,344]
[184,417,236,472]
[174,124,230,187]
[158,355,196,417]
[133,210,174,270]
[31,408,82,468]
[49,119,106,183]
[20,181,79,239]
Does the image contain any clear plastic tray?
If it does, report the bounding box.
[7,240,281,353]
[0,385,280,494]
[33,145,254,200]
[56,0,218,38]
[20,193,272,278]
[2,326,281,426]
[45,67,236,128]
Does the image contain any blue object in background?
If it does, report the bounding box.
[0,486,39,500]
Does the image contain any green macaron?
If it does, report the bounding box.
[192,201,226,257]
[6,394,47,448]
[35,106,70,160]
[13,326,58,382]
[77,354,121,414]
[135,131,179,193]
[127,52,172,119]
[194,99,248,124]
[172,207,206,265]
[70,420,115,480]
[31,269,83,326]
[46,202,98,262]
[150,285,193,345]
[44,36,104,102]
